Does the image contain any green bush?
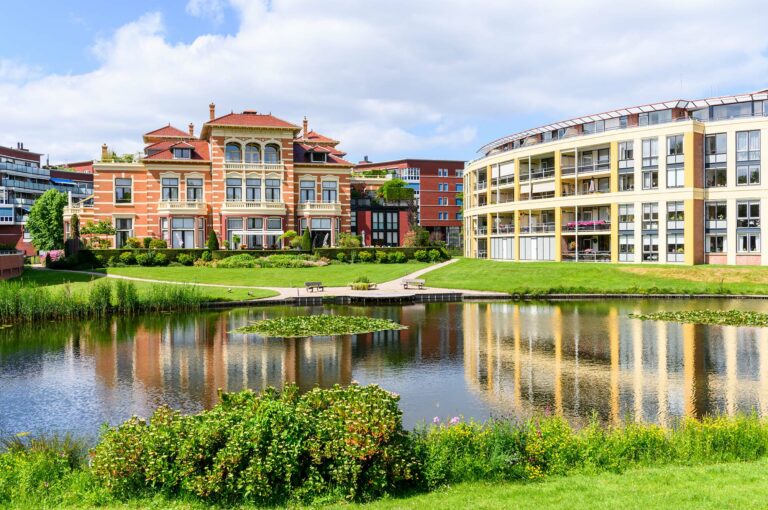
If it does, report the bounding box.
[375,251,388,264]
[301,228,312,252]
[142,237,152,249]
[148,238,167,250]
[206,230,220,251]
[124,237,142,249]
[336,252,346,263]
[201,250,212,262]
[414,249,429,262]
[358,251,373,263]
[118,251,136,265]
[388,251,407,263]
[216,254,259,268]
[176,253,194,266]
[91,385,420,505]
[428,249,442,262]
[153,253,168,266]
[135,253,153,266]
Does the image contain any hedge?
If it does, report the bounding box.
[314,246,449,261]
[82,249,310,265]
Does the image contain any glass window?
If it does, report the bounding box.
[619,173,634,192]
[639,110,672,126]
[186,178,203,202]
[114,178,132,203]
[667,233,685,262]
[172,148,191,159]
[666,135,684,164]
[619,234,634,262]
[736,130,760,185]
[642,138,658,167]
[246,178,261,201]
[642,234,659,261]
[618,141,634,168]
[737,201,760,228]
[267,217,282,230]
[170,217,195,248]
[667,166,684,188]
[618,204,635,230]
[226,218,243,247]
[738,233,761,253]
[115,218,132,248]
[642,203,659,231]
[705,133,727,164]
[226,177,242,201]
[161,177,179,201]
[300,180,315,203]
[247,218,263,230]
[737,164,760,185]
[322,180,337,202]
[244,143,261,164]
[667,201,684,230]
[265,179,281,201]
[160,218,168,242]
[225,143,242,163]
[706,234,726,253]
[642,168,658,190]
[264,144,280,164]
[705,201,727,229]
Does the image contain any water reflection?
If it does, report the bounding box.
[462,301,768,426]
[2,300,768,438]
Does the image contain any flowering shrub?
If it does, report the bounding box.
[90,384,420,505]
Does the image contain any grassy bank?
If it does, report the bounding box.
[424,258,768,295]
[16,269,278,301]
[5,385,768,509]
[103,262,430,288]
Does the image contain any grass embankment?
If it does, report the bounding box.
[16,269,277,301]
[424,258,768,295]
[103,262,431,288]
[5,385,768,509]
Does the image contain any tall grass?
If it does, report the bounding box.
[0,279,205,323]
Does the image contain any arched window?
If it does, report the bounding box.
[264,143,281,164]
[244,143,261,164]
[225,143,242,163]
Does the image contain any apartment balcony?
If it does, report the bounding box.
[475,226,488,236]
[157,200,208,215]
[475,181,487,191]
[577,162,610,175]
[520,223,556,234]
[63,203,93,218]
[562,250,612,262]
[0,161,50,178]
[222,199,287,214]
[562,220,611,232]
[491,224,515,235]
[296,200,342,216]
[490,175,515,187]
[223,162,285,172]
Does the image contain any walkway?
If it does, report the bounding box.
[34,258,508,302]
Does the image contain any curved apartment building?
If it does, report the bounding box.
[464,90,768,265]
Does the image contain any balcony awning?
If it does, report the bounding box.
[50,178,75,185]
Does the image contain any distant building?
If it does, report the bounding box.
[352,158,464,247]
[0,144,92,254]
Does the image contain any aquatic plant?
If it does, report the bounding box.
[235,315,406,337]
[629,309,768,327]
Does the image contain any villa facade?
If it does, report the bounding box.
[464,90,768,265]
[65,105,353,249]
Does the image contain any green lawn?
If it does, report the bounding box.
[103,262,430,288]
[23,459,768,509]
[424,258,768,295]
[14,269,278,301]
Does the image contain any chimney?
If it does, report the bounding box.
[209,102,216,121]
[101,143,109,161]
[303,116,309,138]
[364,155,370,163]
[188,122,194,137]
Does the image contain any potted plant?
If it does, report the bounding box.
[232,235,241,250]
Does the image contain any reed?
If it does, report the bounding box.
[0,280,205,324]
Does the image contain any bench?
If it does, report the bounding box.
[402,279,425,290]
[305,281,324,292]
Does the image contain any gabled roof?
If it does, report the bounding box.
[299,130,339,145]
[144,124,191,138]
[143,140,210,162]
[293,143,352,166]
[201,111,300,138]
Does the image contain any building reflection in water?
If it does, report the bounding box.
[463,302,768,424]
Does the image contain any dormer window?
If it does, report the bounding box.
[173,148,191,159]
[311,152,327,163]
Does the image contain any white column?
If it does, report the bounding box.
[634,200,643,263]
[727,199,738,265]
[658,200,668,263]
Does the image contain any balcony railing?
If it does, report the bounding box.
[0,161,50,178]
[577,162,610,174]
[491,175,515,187]
[520,222,556,233]
[223,162,284,171]
[492,224,515,235]
[563,220,611,232]
[296,201,342,214]
[157,200,208,212]
[562,250,612,262]
[706,219,727,230]
[475,181,487,191]
[223,199,286,210]
[529,167,556,180]
[1,178,50,193]
[475,226,487,235]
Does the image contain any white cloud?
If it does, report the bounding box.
[1,0,768,163]
[185,0,227,25]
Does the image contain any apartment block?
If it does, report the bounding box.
[353,158,464,246]
[65,105,353,249]
[464,90,768,265]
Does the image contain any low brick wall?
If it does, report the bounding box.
[0,251,24,280]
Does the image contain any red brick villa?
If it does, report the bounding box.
[65,104,354,249]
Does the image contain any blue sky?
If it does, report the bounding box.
[1,0,767,164]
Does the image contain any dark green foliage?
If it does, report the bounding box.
[376,251,388,264]
[91,385,420,504]
[153,253,168,266]
[236,315,406,337]
[387,251,407,263]
[176,253,194,266]
[358,251,373,263]
[88,280,112,317]
[135,253,152,266]
[376,178,415,202]
[301,228,312,252]
[414,249,429,262]
[118,251,135,265]
[200,250,212,262]
[149,238,167,249]
[71,214,80,239]
[336,252,346,262]
[630,310,768,327]
[142,237,152,249]
[428,249,442,262]
[124,237,142,249]
[206,230,219,251]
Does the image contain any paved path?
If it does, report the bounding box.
[32,259,507,301]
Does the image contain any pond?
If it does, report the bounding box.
[3,299,768,438]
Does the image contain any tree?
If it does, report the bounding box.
[71,213,80,239]
[26,189,67,251]
[206,230,220,251]
[301,228,312,251]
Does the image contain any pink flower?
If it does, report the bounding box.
[432,416,440,424]
[449,416,460,425]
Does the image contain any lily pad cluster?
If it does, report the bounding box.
[629,309,768,327]
[236,314,407,337]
